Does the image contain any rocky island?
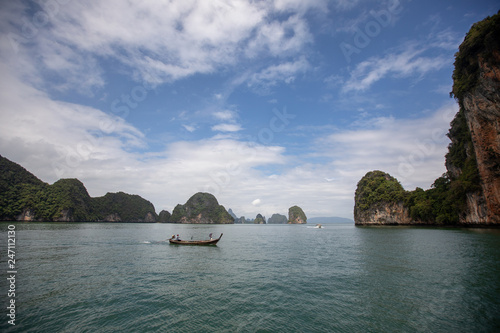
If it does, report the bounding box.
[288,205,307,224]
[0,155,157,222]
[169,192,234,224]
[267,213,288,224]
[354,12,500,226]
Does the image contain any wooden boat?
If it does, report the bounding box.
[169,233,223,246]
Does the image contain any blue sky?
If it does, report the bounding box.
[0,0,498,219]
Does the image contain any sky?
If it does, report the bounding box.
[0,0,498,220]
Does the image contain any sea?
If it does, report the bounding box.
[1,222,499,332]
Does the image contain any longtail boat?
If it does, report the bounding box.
[169,233,223,246]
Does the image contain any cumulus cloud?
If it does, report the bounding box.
[2,0,319,93]
[317,102,457,190]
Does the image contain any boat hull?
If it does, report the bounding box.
[169,233,223,246]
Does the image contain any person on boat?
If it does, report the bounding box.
[176,234,181,241]
[209,233,213,240]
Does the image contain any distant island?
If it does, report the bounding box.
[168,192,234,224]
[0,155,157,222]
[0,154,311,224]
[354,12,500,227]
[231,206,308,224]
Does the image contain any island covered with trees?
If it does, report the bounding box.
[354,12,500,226]
[0,155,307,224]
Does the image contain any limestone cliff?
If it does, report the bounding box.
[354,171,415,225]
[254,214,266,224]
[169,192,234,224]
[451,11,500,224]
[288,205,307,224]
[354,12,500,226]
[0,155,158,222]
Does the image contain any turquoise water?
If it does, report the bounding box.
[1,223,499,332]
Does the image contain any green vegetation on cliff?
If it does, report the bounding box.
[268,213,287,224]
[288,205,307,224]
[254,214,266,224]
[93,192,157,222]
[355,12,498,225]
[170,192,234,224]
[354,171,406,212]
[451,10,500,102]
[0,155,157,222]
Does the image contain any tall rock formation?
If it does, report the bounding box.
[354,171,413,225]
[354,12,500,226]
[254,214,266,224]
[288,206,307,224]
[450,11,500,223]
[170,192,234,224]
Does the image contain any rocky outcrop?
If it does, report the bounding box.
[0,155,158,222]
[451,12,500,224]
[460,59,500,223]
[268,213,287,224]
[354,12,500,226]
[16,208,38,221]
[93,192,158,222]
[169,192,234,224]
[354,171,412,225]
[288,206,307,224]
[158,210,171,223]
[254,214,266,224]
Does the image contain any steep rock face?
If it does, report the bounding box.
[355,202,412,225]
[170,192,234,224]
[451,12,500,224]
[16,208,38,221]
[354,13,500,226]
[461,60,500,223]
[288,206,307,224]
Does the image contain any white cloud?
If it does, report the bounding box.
[211,124,243,132]
[317,102,458,190]
[2,0,317,92]
[248,56,310,89]
[213,110,237,121]
[342,44,449,92]
[182,125,196,132]
[252,198,262,206]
